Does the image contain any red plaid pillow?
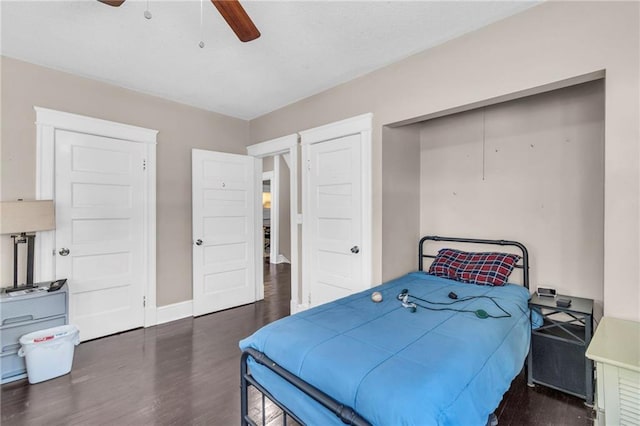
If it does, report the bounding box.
[428,249,468,279]
[456,252,520,286]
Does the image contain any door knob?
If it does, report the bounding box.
[58,248,70,256]
[350,246,360,254]
[195,239,203,246]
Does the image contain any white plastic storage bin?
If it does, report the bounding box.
[18,325,79,384]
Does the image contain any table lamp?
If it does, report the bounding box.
[0,200,55,293]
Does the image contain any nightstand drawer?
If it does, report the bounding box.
[1,292,66,325]
[1,316,67,353]
[0,350,27,382]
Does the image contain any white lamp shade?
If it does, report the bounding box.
[0,200,55,234]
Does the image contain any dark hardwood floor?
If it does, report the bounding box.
[1,263,593,425]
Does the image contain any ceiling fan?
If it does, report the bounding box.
[97,0,260,42]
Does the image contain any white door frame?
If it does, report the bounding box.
[34,107,158,327]
[299,113,373,310]
[247,134,299,313]
[262,170,279,264]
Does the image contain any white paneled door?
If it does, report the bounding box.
[192,149,259,316]
[55,130,146,341]
[304,133,366,306]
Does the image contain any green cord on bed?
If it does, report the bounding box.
[400,292,512,319]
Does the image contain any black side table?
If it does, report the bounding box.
[528,293,594,405]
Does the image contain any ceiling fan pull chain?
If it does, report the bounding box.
[198,0,205,48]
[144,0,152,20]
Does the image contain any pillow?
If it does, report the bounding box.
[428,248,468,279]
[456,252,520,286]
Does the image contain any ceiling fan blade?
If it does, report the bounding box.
[97,0,126,7]
[211,0,260,43]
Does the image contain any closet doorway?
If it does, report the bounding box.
[247,135,299,314]
[262,155,287,265]
[262,172,275,263]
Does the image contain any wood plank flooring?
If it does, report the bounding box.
[1,263,594,425]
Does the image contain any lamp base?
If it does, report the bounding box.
[5,283,39,294]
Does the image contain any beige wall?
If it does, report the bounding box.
[262,156,274,173]
[249,2,640,321]
[381,124,421,280]
[420,80,604,314]
[0,56,249,306]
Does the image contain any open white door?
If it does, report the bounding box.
[192,149,261,316]
[301,114,372,308]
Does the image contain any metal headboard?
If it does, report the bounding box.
[419,235,530,289]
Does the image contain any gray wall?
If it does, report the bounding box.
[0,56,249,306]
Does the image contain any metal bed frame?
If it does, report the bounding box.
[240,235,530,425]
[419,235,529,290]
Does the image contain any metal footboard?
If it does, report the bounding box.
[241,348,372,426]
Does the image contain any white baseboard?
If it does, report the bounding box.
[296,303,310,313]
[276,254,290,264]
[289,301,310,314]
[156,300,193,325]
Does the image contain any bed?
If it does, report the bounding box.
[240,236,536,426]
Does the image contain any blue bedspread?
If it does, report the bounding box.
[240,272,533,425]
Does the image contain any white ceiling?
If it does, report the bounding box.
[1,1,539,120]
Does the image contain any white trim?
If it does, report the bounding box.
[276,254,290,264]
[299,113,373,146]
[144,143,158,326]
[360,126,373,291]
[156,300,193,325]
[294,303,310,314]
[288,144,300,310]
[253,157,264,301]
[282,153,291,169]
[248,134,300,312]
[300,113,373,307]
[247,134,298,158]
[34,107,157,144]
[270,156,280,264]
[34,107,158,328]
